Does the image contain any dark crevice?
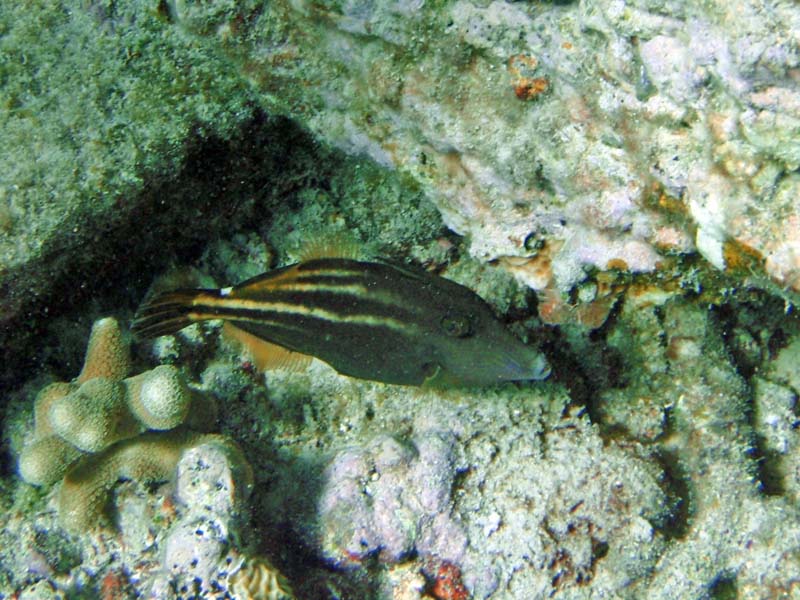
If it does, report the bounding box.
[751,437,786,496]
[710,292,800,497]
[708,570,738,600]
[653,446,693,540]
[0,111,340,397]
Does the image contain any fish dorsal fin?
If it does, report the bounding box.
[222,323,312,373]
[295,233,364,262]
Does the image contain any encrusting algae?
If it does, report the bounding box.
[133,253,551,387]
[17,316,223,532]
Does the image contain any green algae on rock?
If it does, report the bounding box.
[0,1,257,326]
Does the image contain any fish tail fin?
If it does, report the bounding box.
[131,289,221,339]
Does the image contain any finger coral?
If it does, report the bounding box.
[76,317,131,383]
[58,430,209,532]
[17,316,219,532]
[123,365,193,430]
[48,377,136,453]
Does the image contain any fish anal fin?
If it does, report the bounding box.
[223,323,312,373]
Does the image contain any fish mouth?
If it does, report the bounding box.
[530,354,551,380]
[499,350,551,381]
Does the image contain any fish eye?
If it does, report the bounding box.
[440,314,473,338]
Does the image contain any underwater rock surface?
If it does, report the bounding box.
[168,0,800,298]
[3,0,799,334]
[2,1,800,599]
[0,2,255,325]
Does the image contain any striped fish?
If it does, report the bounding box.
[132,258,551,387]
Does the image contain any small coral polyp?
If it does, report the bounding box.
[229,555,295,600]
[17,316,217,532]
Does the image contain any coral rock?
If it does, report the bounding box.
[17,316,221,534]
[160,436,256,595]
[58,430,206,533]
[76,317,131,384]
[49,377,137,452]
[428,561,469,600]
[175,437,254,516]
[124,364,192,430]
[31,381,76,437]
[318,433,466,566]
[18,435,84,487]
[229,556,294,600]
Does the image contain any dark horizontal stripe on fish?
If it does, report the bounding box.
[190,298,419,335]
[284,269,416,299]
[291,260,427,286]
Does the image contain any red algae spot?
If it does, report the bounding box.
[101,569,134,600]
[508,54,550,101]
[426,561,469,600]
[537,282,622,330]
[514,76,550,100]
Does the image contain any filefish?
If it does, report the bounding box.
[132,258,551,387]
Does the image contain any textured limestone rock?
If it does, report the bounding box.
[0,1,254,326]
[168,0,800,299]
[318,432,466,566]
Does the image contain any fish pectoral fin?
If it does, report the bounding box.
[222,323,313,373]
[420,362,448,388]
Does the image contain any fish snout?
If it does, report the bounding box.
[528,352,551,380]
[499,346,551,381]
[441,339,551,385]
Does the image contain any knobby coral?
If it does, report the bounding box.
[17,316,219,532]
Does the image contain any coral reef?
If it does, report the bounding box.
[4,317,285,598]
[456,405,667,597]
[237,286,800,599]
[17,317,217,531]
[639,300,800,598]
[151,438,266,597]
[0,1,255,327]
[589,294,800,599]
[6,253,800,598]
[58,429,209,533]
[5,424,268,599]
[245,365,671,598]
[4,0,799,352]
[3,1,800,598]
